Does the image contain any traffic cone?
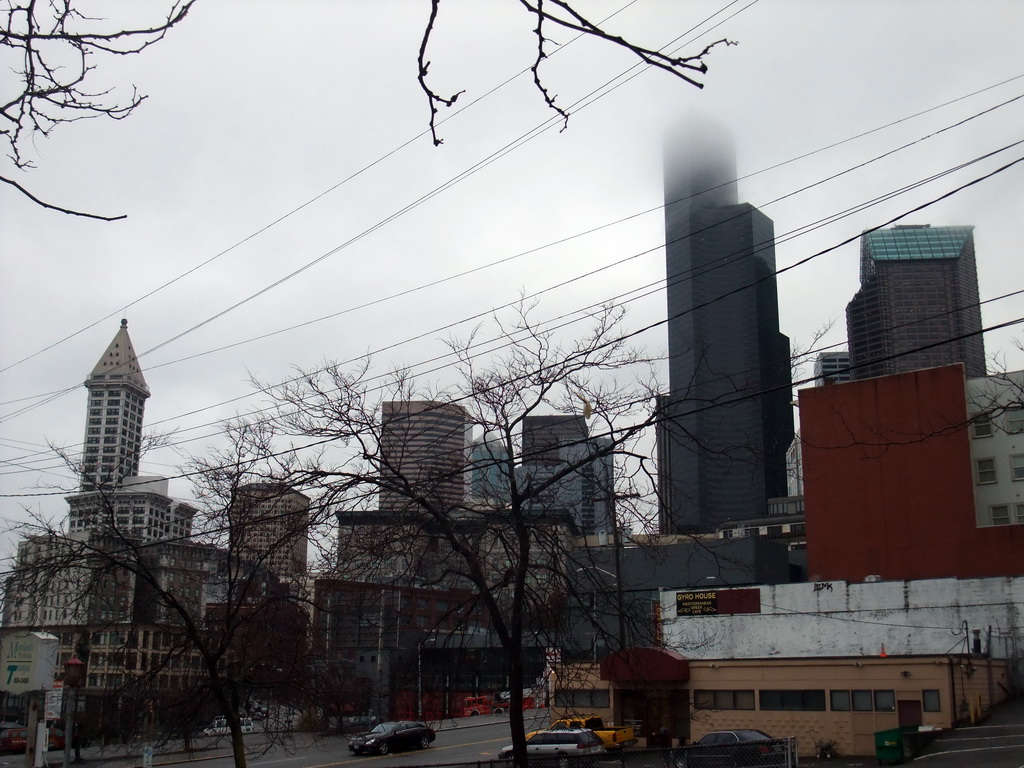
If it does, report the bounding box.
[880,644,887,657]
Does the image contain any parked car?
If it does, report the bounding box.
[0,727,64,753]
[347,721,435,755]
[202,717,255,736]
[679,729,795,768]
[500,729,606,762]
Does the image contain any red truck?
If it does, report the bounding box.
[460,694,537,717]
[461,696,506,716]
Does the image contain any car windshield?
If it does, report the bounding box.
[369,722,398,734]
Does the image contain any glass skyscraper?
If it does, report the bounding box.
[846,225,985,380]
[658,122,793,534]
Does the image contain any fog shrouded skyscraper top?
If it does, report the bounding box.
[658,118,793,534]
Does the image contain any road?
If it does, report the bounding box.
[76,712,548,768]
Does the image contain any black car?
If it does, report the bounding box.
[347,721,435,755]
[679,730,795,768]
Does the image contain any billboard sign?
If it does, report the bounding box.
[0,632,58,693]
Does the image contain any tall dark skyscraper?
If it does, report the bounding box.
[658,122,793,534]
[846,224,985,380]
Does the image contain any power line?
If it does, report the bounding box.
[2,148,1021,481]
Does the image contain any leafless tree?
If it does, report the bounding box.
[1,427,320,768]
[418,0,735,145]
[244,302,663,766]
[1,0,196,218]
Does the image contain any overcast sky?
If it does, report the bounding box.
[2,0,1022,556]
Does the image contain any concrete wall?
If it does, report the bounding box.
[661,577,1024,660]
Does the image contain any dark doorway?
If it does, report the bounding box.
[898,699,922,727]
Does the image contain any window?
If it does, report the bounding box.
[991,505,1011,525]
[852,690,873,711]
[759,689,826,711]
[555,689,611,708]
[874,690,895,712]
[923,690,941,712]
[694,690,754,710]
[976,458,996,484]
[972,416,993,438]
[1012,455,1024,482]
[1007,408,1024,434]
[830,690,851,711]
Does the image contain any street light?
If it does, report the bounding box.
[62,657,85,768]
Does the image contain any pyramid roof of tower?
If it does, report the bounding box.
[87,319,150,395]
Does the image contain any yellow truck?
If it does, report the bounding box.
[529,717,637,750]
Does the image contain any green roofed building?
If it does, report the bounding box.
[846,224,985,380]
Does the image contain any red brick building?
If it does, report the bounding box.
[800,364,1024,582]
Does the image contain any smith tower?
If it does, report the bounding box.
[659,122,793,533]
[80,319,150,490]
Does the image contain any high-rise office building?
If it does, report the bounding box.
[846,225,985,380]
[658,121,794,533]
[814,351,852,385]
[229,483,310,578]
[80,319,149,490]
[520,415,614,534]
[67,320,197,541]
[467,435,511,506]
[379,401,469,512]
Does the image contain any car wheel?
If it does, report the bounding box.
[419,736,430,749]
[493,707,505,715]
[377,742,389,755]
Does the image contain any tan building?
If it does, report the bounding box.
[552,651,1009,757]
[229,484,310,579]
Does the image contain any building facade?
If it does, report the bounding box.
[813,350,851,385]
[379,401,468,513]
[228,483,310,579]
[520,415,615,535]
[80,319,150,490]
[800,364,1024,583]
[846,225,985,380]
[553,576,1021,757]
[659,122,793,534]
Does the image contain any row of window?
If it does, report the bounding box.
[972,409,1024,437]
[989,504,1024,526]
[693,688,941,713]
[975,456,1024,484]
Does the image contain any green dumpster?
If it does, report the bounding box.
[875,726,919,765]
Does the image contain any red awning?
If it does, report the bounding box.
[599,648,690,682]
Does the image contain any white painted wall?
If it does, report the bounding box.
[968,371,1024,525]
[662,576,1024,660]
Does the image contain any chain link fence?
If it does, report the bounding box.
[419,739,799,768]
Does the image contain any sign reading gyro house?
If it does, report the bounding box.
[675,588,762,617]
[676,590,719,616]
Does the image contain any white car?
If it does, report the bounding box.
[500,729,606,759]
[203,717,254,736]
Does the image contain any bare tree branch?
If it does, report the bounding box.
[1,1,195,217]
